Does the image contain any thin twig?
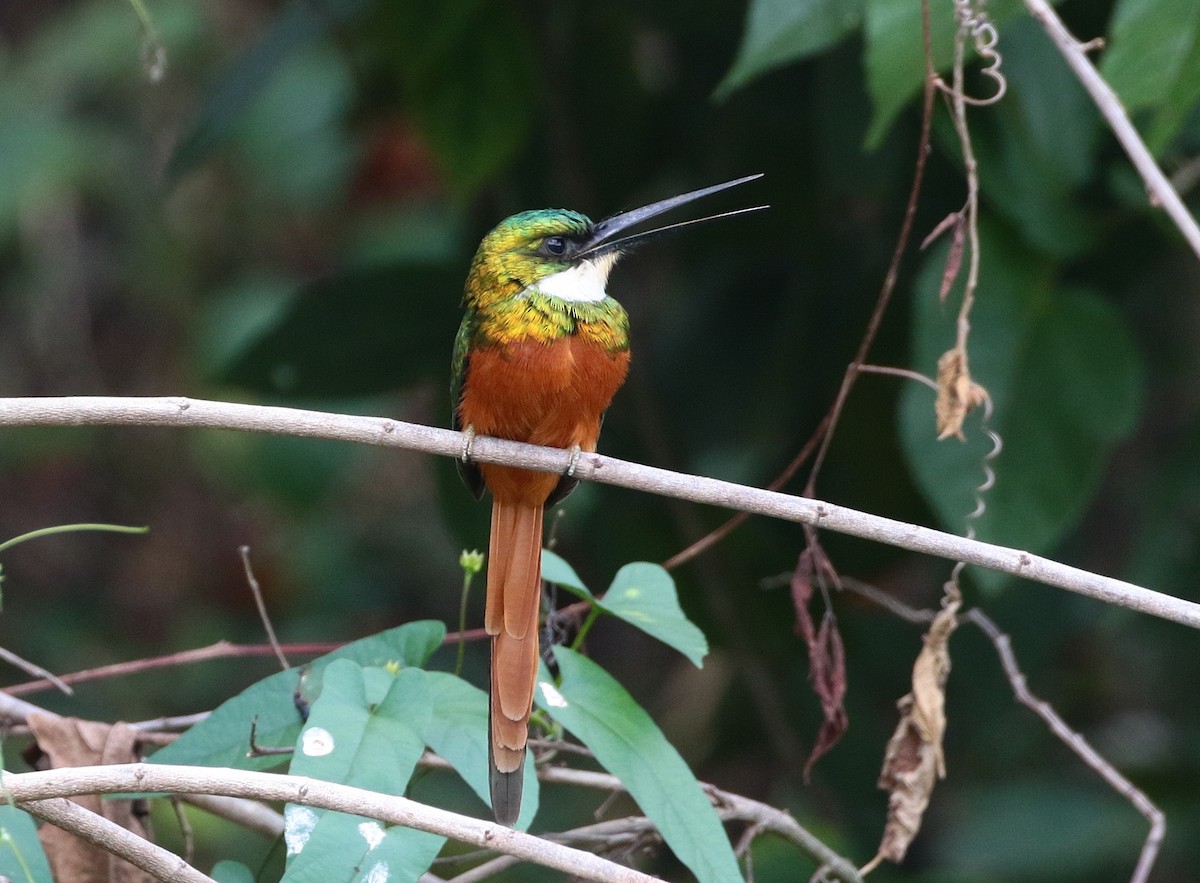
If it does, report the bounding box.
[1023,0,1200,260]
[0,645,72,695]
[20,796,214,883]
[800,1,940,499]
[181,793,285,840]
[239,546,290,672]
[0,396,1192,628]
[536,766,864,883]
[963,608,1165,883]
[4,640,332,696]
[0,764,657,883]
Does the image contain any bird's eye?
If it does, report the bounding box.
[543,236,567,256]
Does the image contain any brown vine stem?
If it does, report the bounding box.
[0,396,1196,628]
[1023,0,1200,260]
[0,764,656,883]
[7,627,490,697]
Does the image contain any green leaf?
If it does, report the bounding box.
[284,661,443,882]
[211,861,256,883]
[217,265,463,397]
[863,0,1028,148]
[965,17,1102,257]
[1101,0,1200,113]
[167,0,367,180]
[413,671,539,829]
[540,549,592,597]
[714,0,864,100]
[371,1,537,193]
[600,564,708,667]
[542,553,708,666]
[0,805,53,883]
[543,648,742,883]
[283,810,442,883]
[898,223,1143,588]
[1145,30,1200,150]
[152,621,445,769]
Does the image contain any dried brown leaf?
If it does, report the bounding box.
[791,547,850,779]
[938,217,966,303]
[935,348,989,441]
[26,712,152,883]
[920,212,967,303]
[870,600,960,866]
[920,211,961,250]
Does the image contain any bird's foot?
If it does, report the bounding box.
[461,425,477,463]
[564,444,583,477]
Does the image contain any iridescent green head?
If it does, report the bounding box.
[462,174,767,310]
[464,209,598,310]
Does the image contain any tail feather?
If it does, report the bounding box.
[486,497,543,826]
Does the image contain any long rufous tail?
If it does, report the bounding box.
[485,496,543,826]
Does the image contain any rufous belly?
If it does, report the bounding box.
[460,334,630,504]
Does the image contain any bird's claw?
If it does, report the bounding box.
[564,445,582,478]
[461,425,477,463]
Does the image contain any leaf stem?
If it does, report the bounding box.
[0,523,148,555]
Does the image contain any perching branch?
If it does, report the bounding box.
[0,395,1196,629]
[1023,0,1200,261]
[0,764,658,883]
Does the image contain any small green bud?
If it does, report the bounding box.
[384,659,402,675]
[459,549,485,575]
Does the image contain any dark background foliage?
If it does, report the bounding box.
[0,0,1198,879]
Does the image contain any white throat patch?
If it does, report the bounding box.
[534,252,617,303]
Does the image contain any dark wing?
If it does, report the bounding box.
[451,309,485,499]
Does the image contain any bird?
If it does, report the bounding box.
[451,174,764,826]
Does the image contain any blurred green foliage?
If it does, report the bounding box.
[0,0,1199,879]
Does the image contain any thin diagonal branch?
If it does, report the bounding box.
[20,796,215,883]
[1023,0,1200,260]
[0,396,1196,629]
[964,608,1165,883]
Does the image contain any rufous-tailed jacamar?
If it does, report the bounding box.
[452,175,764,825]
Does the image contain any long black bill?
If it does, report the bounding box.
[576,173,766,259]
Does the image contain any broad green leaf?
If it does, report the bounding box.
[217,265,462,397]
[285,661,443,882]
[414,671,539,829]
[898,223,1143,588]
[715,0,864,100]
[542,553,708,666]
[1145,33,1200,151]
[283,809,442,883]
[864,0,1028,148]
[371,1,537,193]
[152,621,444,769]
[540,549,592,597]
[544,648,742,883]
[600,564,708,667]
[0,805,53,883]
[212,861,255,883]
[1101,0,1200,113]
[965,18,1101,257]
[167,0,367,180]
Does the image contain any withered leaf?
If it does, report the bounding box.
[26,712,153,883]
[868,600,960,868]
[935,348,989,441]
[790,546,850,779]
[920,211,966,303]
